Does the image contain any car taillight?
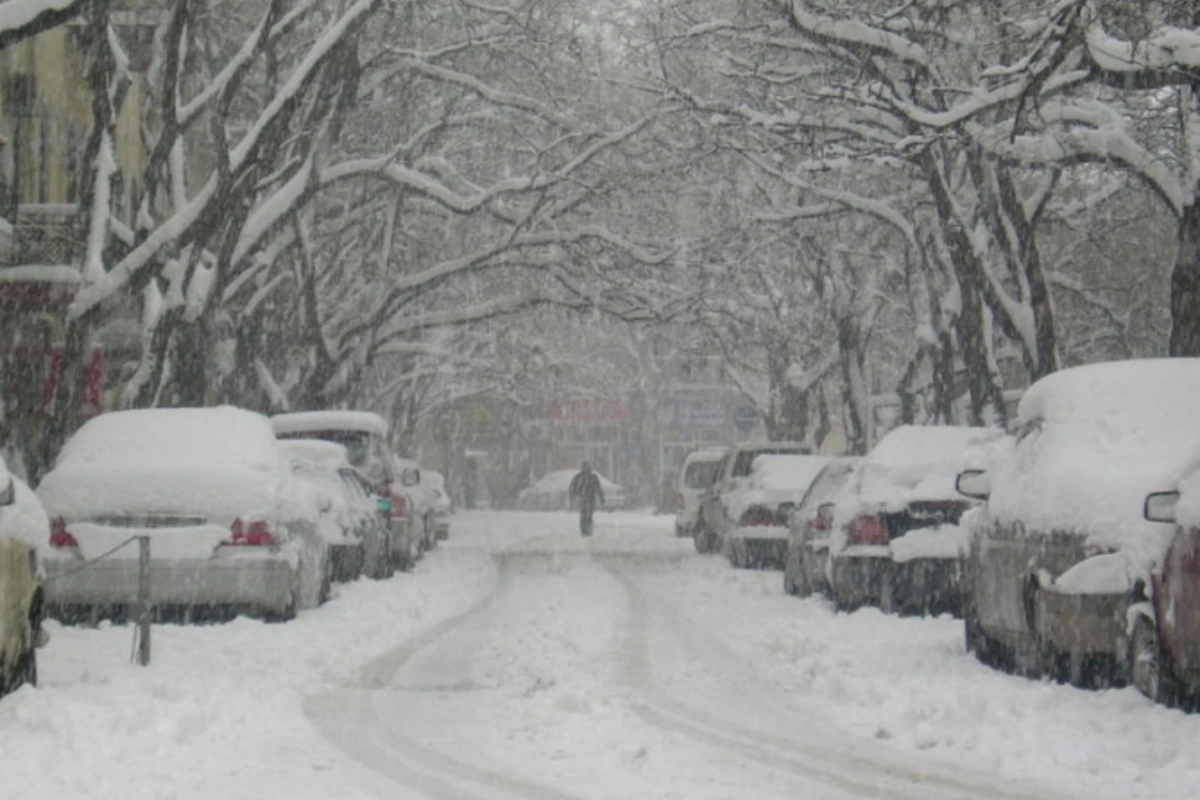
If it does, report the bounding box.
[49,517,80,549]
[740,506,776,526]
[227,517,278,546]
[674,492,685,510]
[388,489,408,520]
[847,514,889,545]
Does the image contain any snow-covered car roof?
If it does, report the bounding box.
[271,410,388,438]
[684,447,729,464]
[987,359,1200,553]
[860,424,999,507]
[727,454,832,521]
[38,407,290,522]
[279,439,351,472]
[748,454,831,494]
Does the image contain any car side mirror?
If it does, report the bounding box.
[1144,491,1180,524]
[956,469,991,501]
[402,468,420,487]
[817,502,835,525]
[376,497,393,514]
[0,476,13,507]
[776,502,796,526]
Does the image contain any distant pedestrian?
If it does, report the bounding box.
[568,461,605,537]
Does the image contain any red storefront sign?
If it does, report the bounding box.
[544,399,629,424]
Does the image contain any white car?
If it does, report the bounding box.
[425,470,452,541]
[723,454,831,569]
[674,447,728,537]
[0,455,49,695]
[281,439,393,582]
[38,407,332,621]
[517,469,625,511]
[394,456,437,551]
[272,411,420,571]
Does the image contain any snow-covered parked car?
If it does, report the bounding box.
[694,442,810,555]
[674,447,728,537]
[0,455,48,696]
[784,456,862,598]
[38,407,332,622]
[395,456,437,552]
[271,411,420,571]
[517,469,625,511]
[723,454,830,569]
[426,470,452,541]
[281,439,393,582]
[958,359,1200,687]
[829,425,995,617]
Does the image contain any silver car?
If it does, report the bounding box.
[37,407,331,621]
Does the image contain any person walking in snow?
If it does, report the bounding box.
[568,461,605,537]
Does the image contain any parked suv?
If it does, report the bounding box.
[0,456,48,696]
[272,411,420,571]
[958,359,1200,686]
[694,442,809,555]
[674,447,728,537]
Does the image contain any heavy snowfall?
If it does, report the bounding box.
[6,1,1200,799]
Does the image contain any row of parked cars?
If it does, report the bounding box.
[0,405,452,698]
[676,358,1200,711]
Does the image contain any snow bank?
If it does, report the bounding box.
[0,465,49,556]
[986,359,1200,566]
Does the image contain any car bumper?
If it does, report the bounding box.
[832,553,961,614]
[1038,589,1127,658]
[729,528,789,568]
[43,554,297,615]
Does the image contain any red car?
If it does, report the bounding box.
[1133,488,1200,709]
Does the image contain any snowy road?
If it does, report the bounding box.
[3,512,1199,799]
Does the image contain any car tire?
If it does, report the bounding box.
[693,523,713,554]
[1130,616,1177,706]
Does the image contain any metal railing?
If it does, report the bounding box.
[43,535,152,665]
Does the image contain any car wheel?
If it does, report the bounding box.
[693,523,712,554]
[425,516,438,551]
[1130,616,1176,705]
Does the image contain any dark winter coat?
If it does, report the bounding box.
[568,471,605,509]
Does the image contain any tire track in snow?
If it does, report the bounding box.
[603,561,1071,800]
[305,555,594,800]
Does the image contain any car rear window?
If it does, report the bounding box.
[277,429,371,468]
[684,460,722,489]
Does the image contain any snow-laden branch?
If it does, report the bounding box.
[0,0,87,49]
[776,1,931,70]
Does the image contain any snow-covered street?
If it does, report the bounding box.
[3,511,1199,799]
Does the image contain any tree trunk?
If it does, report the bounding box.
[1171,201,1200,355]
[837,314,869,455]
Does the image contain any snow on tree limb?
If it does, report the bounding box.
[0,0,87,49]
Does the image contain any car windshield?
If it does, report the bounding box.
[684,459,722,489]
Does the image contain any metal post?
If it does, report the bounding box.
[136,535,151,666]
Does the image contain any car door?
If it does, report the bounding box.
[699,453,733,533]
[1162,525,1200,676]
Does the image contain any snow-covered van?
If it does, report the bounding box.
[829,425,995,617]
[0,455,48,696]
[694,442,810,555]
[674,447,728,537]
[271,411,420,571]
[958,359,1200,686]
[723,454,830,569]
[37,408,331,621]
